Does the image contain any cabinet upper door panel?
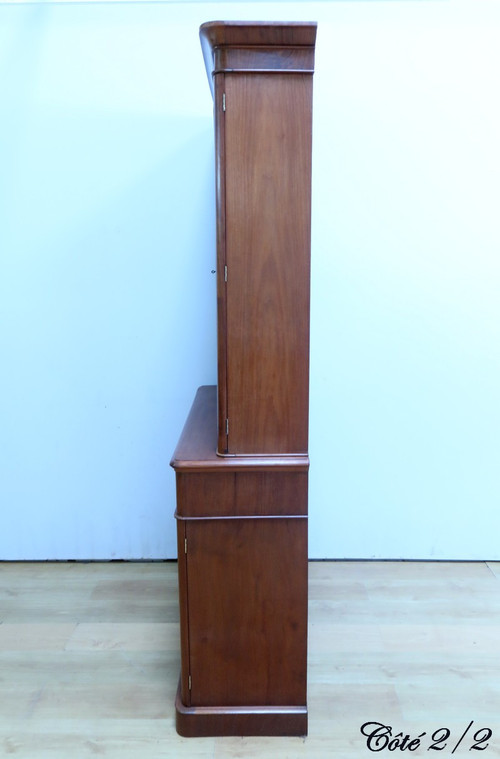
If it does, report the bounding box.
[224,73,313,455]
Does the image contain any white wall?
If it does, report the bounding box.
[1,1,499,560]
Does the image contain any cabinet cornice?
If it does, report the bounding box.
[200,21,317,94]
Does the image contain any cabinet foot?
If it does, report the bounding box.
[175,680,307,737]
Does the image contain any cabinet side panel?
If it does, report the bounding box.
[224,73,312,455]
[186,517,308,707]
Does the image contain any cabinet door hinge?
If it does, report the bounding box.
[224,265,227,282]
[226,418,229,435]
[184,538,188,554]
[222,93,226,111]
[188,674,192,690]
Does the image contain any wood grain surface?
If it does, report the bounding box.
[184,518,307,708]
[223,72,312,455]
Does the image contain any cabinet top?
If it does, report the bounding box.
[170,386,309,473]
[200,20,317,48]
[200,21,317,93]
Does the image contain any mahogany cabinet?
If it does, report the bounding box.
[171,21,316,737]
[200,21,316,456]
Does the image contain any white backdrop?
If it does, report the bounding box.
[1,1,499,559]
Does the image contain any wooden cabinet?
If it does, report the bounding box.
[171,22,316,737]
[201,21,316,456]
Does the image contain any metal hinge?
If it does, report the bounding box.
[188,675,192,690]
[184,538,187,554]
[226,418,229,435]
[222,93,226,111]
[224,265,227,282]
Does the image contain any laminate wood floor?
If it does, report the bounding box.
[1,561,500,757]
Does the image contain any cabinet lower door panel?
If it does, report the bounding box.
[183,517,307,707]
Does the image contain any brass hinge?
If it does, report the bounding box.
[184,538,187,554]
[188,675,192,690]
[222,93,226,112]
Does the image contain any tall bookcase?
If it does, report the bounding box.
[170,21,317,737]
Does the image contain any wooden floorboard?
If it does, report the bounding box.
[1,560,499,757]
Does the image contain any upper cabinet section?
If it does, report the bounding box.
[200,22,317,457]
[200,22,317,93]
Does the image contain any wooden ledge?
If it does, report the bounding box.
[170,386,310,473]
[175,680,307,737]
[200,20,317,51]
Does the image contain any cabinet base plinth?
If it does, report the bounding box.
[175,681,307,737]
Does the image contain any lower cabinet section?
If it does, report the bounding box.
[176,514,308,736]
[171,387,309,737]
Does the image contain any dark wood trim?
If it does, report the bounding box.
[175,681,307,737]
[213,68,315,75]
[175,514,307,522]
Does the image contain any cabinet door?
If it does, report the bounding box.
[221,73,313,455]
[185,517,308,707]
